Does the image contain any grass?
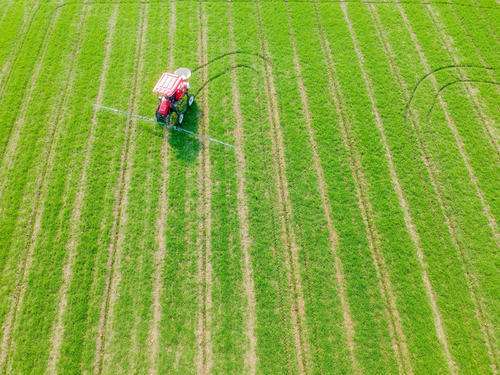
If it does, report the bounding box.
[0,1,497,374]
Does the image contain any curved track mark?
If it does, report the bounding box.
[191,50,270,73]
[193,64,258,98]
[398,3,497,372]
[404,64,493,118]
[426,4,500,155]
[398,2,499,262]
[427,79,500,119]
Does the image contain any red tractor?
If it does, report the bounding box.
[153,67,195,126]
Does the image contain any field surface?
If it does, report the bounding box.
[0,0,498,374]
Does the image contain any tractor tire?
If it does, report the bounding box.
[188,94,195,107]
[178,112,184,125]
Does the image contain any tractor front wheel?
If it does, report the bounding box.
[156,112,166,124]
[188,94,195,107]
[178,112,184,125]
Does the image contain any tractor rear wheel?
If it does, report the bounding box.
[188,94,195,107]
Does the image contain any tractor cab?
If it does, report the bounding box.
[153,68,194,126]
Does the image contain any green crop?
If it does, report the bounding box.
[0,1,497,374]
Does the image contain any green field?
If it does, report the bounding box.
[0,0,498,374]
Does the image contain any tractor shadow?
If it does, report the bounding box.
[167,102,201,163]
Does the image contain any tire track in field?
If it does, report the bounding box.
[255,3,310,374]
[398,4,498,251]
[128,257,145,373]
[0,0,63,216]
[195,4,213,374]
[344,2,460,373]
[427,79,500,120]
[0,0,42,100]
[0,3,91,372]
[92,4,148,374]
[284,3,360,373]
[313,3,412,374]
[368,5,499,373]
[147,2,175,374]
[45,5,119,373]
[426,4,500,156]
[227,4,258,374]
[120,163,154,374]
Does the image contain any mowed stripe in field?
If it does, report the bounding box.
[458,1,500,75]
[367,4,498,373]
[7,6,120,372]
[255,2,311,373]
[396,4,497,370]
[148,1,175,373]
[0,3,91,372]
[0,0,25,71]
[227,3,258,373]
[283,2,359,372]
[46,5,119,373]
[196,4,214,373]
[422,3,500,227]
[206,3,250,372]
[92,4,149,374]
[0,1,496,373]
